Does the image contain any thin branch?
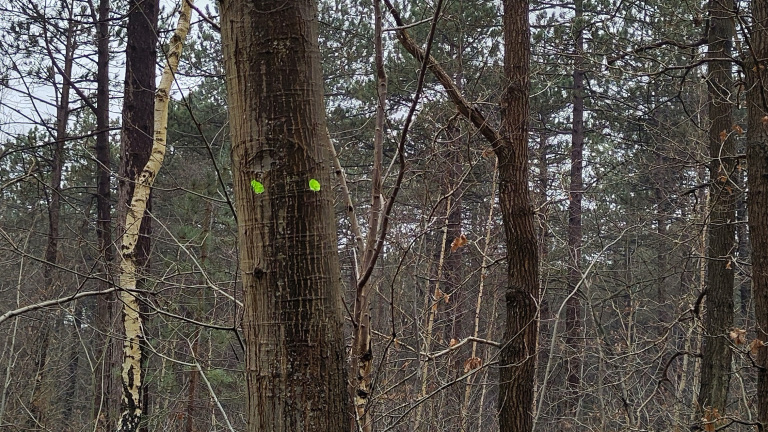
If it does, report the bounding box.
[189,2,220,32]
[606,37,707,65]
[421,336,501,361]
[187,341,236,432]
[382,0,502,148]
[357,0,446,290]
[0,288,118,326]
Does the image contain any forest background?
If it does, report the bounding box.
[1,0,768,431]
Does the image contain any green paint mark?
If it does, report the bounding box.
[309,178,321,192]
[251,180,264,194]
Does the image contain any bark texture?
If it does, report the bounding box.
[220,0,349,430]
[93,0,115,426]
[119,0,159,267]
[697,0,736,423]
[116,0,158,428]
[498,0,539,431]
[746,0,768,425]
[116,2,191,430]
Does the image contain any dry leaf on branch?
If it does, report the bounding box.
[749,339,766,355]
[702,407,722,432]
[729,328,747,345]
[449,338,458,347]
[450,234,468,252]
[463,356,482,373]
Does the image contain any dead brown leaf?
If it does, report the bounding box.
[729,328,747,345]
[450,234,468,252]
[463,356,482,373]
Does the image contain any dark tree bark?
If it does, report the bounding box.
[116,0,159,429]
[697,0,736,424]
[497,0,539,431]
[93,0,115,427]
[378,1,538,428]
[220,0,349,430]
[119,0,158,266]
[746,0,768,425]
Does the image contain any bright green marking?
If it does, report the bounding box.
[309,178,321,192]
[251,180,264,194]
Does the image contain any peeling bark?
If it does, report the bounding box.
[116,2,192,430]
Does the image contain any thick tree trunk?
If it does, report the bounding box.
[497,0,539,431]
[746,0,768,425]
[220,0,349,430]
[697,0,736,426]
[116,2,190,430]
[119,0,159,267]
[116,0,159,428]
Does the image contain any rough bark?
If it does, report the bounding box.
[116,2,191,430]
[119,0,159,269]
[746,0,768,424]
[220,0,349,430]
[696,0,736,425]
[93,0,115,426]
[497,0,539,431]
[116,0,158,428]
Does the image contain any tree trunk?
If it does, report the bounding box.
[497,0,539,431]
[119,0,159,270]
[220,0,349,430]
[116,2,191,430]
[116,0,159,429]
[28,8,76,427]
[746,0,768,425]
[349,1,386,429]
[697,0,736,426]
[565,0,584,421]
[93,0,115,426]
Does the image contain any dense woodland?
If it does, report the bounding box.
[1,0,768,431]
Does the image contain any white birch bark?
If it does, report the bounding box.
[116,2,192,430]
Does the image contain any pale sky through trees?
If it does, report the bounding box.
[1,0,768,431]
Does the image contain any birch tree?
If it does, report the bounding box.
[116,1,192,430]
